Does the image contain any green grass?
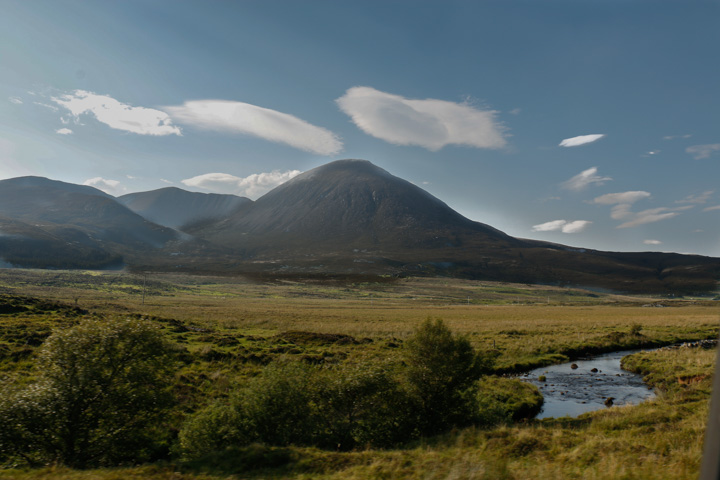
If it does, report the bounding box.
[0,270,717,479]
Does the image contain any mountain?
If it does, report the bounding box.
[1,165,718,294]
[187,160,720,293]
[118,187,251,230]
[0,176,178,268]
[195,159,516,252]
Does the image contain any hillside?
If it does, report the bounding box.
[0,176,177,268]
[1,163,718,293]
[118,187,251,230]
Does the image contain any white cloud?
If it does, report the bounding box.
[531,219,591,233]
[52,90,181,136]
[644,239,662,245]
[559,134,605,147]
[591,191,685,228]
[686,144,720,160]
[592,191,651,205]
[8,96,22,105]
[335,86,506,151]
[164,100,341,155]
[181,169,302,199]
[55,128,73,135]
[703,205,720,212]
[561,220,592,233]
[160,178,173,184]
[561,167,612,191]
[509,108,522,115]
[617,208,680,229]
[676,190,713,204]
[83,177,127,196]
[663,134,692,140]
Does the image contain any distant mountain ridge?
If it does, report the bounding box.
[118,187,251,229]
[0,161,718,294]
[0,176,177,269]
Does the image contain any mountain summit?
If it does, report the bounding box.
[0,162,718,293]
[198,159,514,254]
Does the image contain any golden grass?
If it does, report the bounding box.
[0,270,718,479]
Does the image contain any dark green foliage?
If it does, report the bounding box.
[403,318,493,435]
[239,363,319,447]
[179,362,420,457]
[313,364,418,449]
[0,318,176,468]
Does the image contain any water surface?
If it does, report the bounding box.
[520,349,655,419]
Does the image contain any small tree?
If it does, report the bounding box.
[0,317,175,468]
[403,318,492,436]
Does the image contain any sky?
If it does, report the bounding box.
[1,0,719,257]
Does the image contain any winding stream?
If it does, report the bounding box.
[520,349,655,419]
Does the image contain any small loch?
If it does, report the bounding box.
[521,349,655,419]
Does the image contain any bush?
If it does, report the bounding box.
[0,317,175,468]
[313,364,418,449]
[403,318,493,435]
[179,361,419,457]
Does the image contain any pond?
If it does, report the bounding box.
[520,349,655,419]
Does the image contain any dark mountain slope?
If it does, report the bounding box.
[199,159,517,254]
[118,187,251,230]
[0,177,177,268]
[187,160,720,293]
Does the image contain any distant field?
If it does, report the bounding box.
[0,269,718,479]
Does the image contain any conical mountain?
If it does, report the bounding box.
[199,159,516,256]
[118,187,251,230]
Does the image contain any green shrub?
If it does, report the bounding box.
[313,364,418,449]
[0,317,175,468]
[403,318,493,435]
[177,402,249,459]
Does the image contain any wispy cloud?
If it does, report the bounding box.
[561,167,612,191]
[83,177,127,196]
[532,219,592,233]
[644,239,662,245]
[181,169,302,199]
[164,100,342,155]
[617,208,681,229]
[52,90,181,136]
[591,191,684,228]
[592,191,651,205]
[8,96,22,105]
[686,144,720,160]
[558,134,605,147]
[663,134,692,140]
[34,102,59,112]
[703,205,720,212]
[55,128,73,135]
[676,190,713,204]
[336,86,506,151]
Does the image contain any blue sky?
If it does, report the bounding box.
[1,0,719,256]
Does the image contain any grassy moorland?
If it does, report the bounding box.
[0,269,717,479]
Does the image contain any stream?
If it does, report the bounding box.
[520,349,655,419]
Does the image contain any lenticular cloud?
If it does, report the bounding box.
[559,134,605,147]
[336,87,507,151]
[164,100,343,156]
